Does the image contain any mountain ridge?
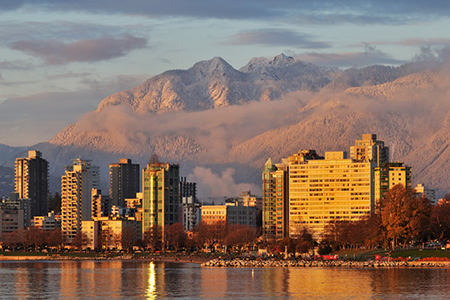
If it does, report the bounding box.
[3,54,450,199]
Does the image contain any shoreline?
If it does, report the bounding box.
[3,255,450,268]
[0,254,211,264]
[201,258,450,269]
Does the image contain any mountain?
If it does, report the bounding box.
[95,54,338,114]
[0,165,15,197]
[0,144,27,163]
[3,54,450,199]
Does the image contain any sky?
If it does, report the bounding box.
[1,0,450,146]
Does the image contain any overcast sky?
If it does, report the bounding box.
[1,0,450,146]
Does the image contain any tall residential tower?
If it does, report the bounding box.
[109,158,140,207]
[15,150,49,217]
[262,158,289,240]
[61,158,99,241]
[142,161,179,238]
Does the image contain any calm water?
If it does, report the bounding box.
[0,260,449,299]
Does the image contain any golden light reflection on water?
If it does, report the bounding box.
[146,262,157,300]
[3,261,450,298]
[287,268,373,299]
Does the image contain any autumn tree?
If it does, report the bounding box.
[47,229,63,250]
[381,184,431,248]
[144,224,162,252]
[430,199,450,241]
[72,232,88,250]
[195,221,228,250]
[122,226,138,252]
[362,211,383,249]
[166,223,187,251]
[27,227,47,250]
[0,231,19,249]
[226,224,258,252]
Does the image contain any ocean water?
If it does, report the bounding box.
[0,260,449,299]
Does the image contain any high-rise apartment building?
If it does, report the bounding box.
[262,158,289,240]
[142,162,179,237]
[109,158,140,207]
[61,159,99,241]
[374,162,412,205]
[288,151,374,239]
[350,134,389,166]
[179,177,200,231]
[15,150,49,217]
[92,189,111,219]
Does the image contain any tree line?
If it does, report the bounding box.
[322,184,450,251]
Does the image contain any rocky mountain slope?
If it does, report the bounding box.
[94,54,337,114]
[3,54,450,198]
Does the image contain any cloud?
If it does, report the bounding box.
[0,21,147,45]
[293,44,405,68]
[291,13,412,26]
[0,73,147,146]
[46,72,92,80]
[1,0,449,23]
[79,74,150,93]
[397,38,450,47]
[228,29,331,49]
[75,95,305,158]
[10,34,147,64]
[188,167,259,199]
[0,79,39,87]
[0,60,35,70]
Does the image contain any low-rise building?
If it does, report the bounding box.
[415,183,436,205]
[32,211,61,230]
[82,217,142,250]
[0,207,24,235]
[201,202,257,227]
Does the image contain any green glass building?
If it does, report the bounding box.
[142,162,179,239]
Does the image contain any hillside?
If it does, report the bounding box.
[4,54,450,198]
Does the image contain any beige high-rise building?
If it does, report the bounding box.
[61,159,99,242]
[350,134,389,166]
[288,151,374,239]
[15,150,48,217]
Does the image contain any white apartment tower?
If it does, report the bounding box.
[61,158,99,242]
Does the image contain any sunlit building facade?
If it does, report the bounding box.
[201,203,257,227]
[142,162,180,237]
[61,158,100,242]
[288,151,374,239]
[374,162,412,205]
[262,158,289,240]
[350,134,389,167]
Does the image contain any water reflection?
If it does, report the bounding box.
[1,261,450,299]
[146,262,156,299]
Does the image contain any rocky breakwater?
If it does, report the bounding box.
[201,259,450,268]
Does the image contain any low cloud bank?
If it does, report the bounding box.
[187,167,260,200]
